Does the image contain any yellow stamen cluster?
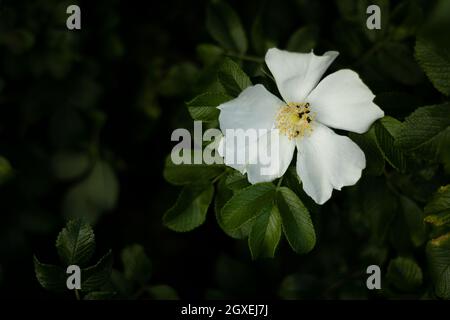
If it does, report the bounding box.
[275,102,314,139]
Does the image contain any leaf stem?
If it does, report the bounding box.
[276,176,284,189]
[212,170,228,184]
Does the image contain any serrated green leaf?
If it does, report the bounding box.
[425,185,450,215]
[426,233,450,299]
[225,170,250,191]
[163,154,224,186]
[215,175,252,239]
[396,103,450,157]
[276,187,316,254]
[206,0,247,54]
[399,196,426,247]
[286,26,317,53]
[33,257,67,292]
[163,183,214,232]
[387,257,423,292]
[121,244,152,285]
[248,204,281,259]
[350,127,385,175]
[187,92,231,122]
[146,285,179,300]
[56,219,95,267]
[81,250,113,293]
[375,116,406,172]
[415,36,450,95]
[218,58,252,97]
[220,183,276,234]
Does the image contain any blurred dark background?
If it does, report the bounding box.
[0,0,448,299]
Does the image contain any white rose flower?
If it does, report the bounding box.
[217,48,384,205]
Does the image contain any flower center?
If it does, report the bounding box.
[275,102,314,139]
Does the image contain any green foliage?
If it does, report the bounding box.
[56,219,95,266]
[396,103,450,158]
[375,117,406,172]
[218,58,252,97]
[220,183,275,234]
[386,257,423,292]
[287,26,318,53]
[206,0,248,54]
[163,183,214,232]
[0,156,13,184]
[3,0,450,300]
[415,37,450,96]
[276,187,316,254]
[34,220,175,299]
[163,154,224,186]
[62,161,119,224]
[350,127,385,175]
[426,234,450,299]
[121,244,152,285]
[248,205,282,259]
[186,92,232,122]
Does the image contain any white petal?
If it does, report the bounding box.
[265,48,339,103]
[218,84,283,132]
[246,129,295,184]
[218,135,247,174]
[296,123,365,205]
[307,69,384,134]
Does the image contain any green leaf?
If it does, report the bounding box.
[251,14,266,55]
[218,58,252,97]
[146,285,179,300]
[276,187,316,254]
[425,186,450,233]
[220,183,276,234]
[387,257,423,292]
[399,196,426,247]
[396,103,450,157]
[52,152,91,180]
[286,26,317,53]
[196,44,224,66]
[186,92,231,122]
[349,127,385,175]
[225,170,250,191]
[159,63,199,97]
[375,116,406,172]
[248,204,282,259]
[215,175,252,239]
[163,154,224,186]
[415,36,450,96]
[62,160,119,224]
[121,244,152,285]
[426,233,450,299]
[425,185,450,215]
[81,250,113,293]
[33,257,67,292]
[56,219,95,266]
[0,156,13,184]
[163,183,214,232]
[376,42,423,85]
[206,0,247,54]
